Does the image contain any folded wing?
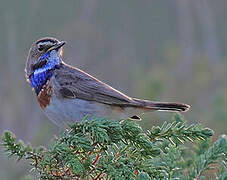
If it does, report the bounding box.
[54,63,138,106]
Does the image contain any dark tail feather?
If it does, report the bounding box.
[133,99,190,112]
[149,102,190,112]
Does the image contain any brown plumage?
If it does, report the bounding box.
[26,37,190,125]
[54,63,190,113]
[37,81,53,109]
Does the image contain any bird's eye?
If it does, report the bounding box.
[38,45,45,52]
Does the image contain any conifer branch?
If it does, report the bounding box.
[147,114,214,146]
[1,115,224,180]
[188,135,227,179]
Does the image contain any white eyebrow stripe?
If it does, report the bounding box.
[37,41,55,47]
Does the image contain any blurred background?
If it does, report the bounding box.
[0,0,226,179]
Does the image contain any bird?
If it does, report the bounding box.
[25,37,190,127]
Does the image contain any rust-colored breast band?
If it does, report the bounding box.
[37,82,53,109]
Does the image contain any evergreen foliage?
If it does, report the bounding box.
[1,114,226,179]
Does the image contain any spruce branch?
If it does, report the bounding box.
[1,116,222,180]
[147,113,213,146]
[188,135,227,179]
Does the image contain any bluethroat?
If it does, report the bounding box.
[25,37,190,127]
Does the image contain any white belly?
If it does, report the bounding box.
[44,97,106,127]
[43,95,143,127]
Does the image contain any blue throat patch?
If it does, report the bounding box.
[29,51,61,95]
[30,70,54,95]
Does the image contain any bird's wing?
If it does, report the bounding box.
[54,63,138,106]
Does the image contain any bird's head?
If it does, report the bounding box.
[25,37,66,79]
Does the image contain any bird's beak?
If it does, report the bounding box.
[47,41,66,52]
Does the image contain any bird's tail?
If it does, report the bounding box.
[133,98,190,112]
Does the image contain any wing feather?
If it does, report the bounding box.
[54,63,137,106]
